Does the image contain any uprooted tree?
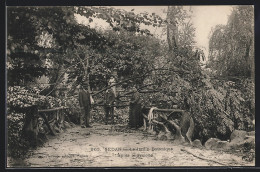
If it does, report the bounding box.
[7,6,255,158]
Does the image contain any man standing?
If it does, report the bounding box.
[104,88,116,125]
[108,76,116,97]
[78,83,92,128]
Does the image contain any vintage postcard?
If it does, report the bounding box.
[6,5,255,167]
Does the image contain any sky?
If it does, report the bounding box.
[76,6,234,59]
[191,6,234,57]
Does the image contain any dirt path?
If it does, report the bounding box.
[10,123,254,167]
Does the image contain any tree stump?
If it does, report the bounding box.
[22,105,39,147]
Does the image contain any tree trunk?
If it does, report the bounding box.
[159,114,185,143]
[42,64,63,96]
[22,106,39,147]
[167,6,179,52]
[85,55,91,92]
[143,113,174,140]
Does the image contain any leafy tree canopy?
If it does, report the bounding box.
[208,5,254,78]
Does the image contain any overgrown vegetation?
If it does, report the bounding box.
[7,86,64,158]
[7,5,254,158]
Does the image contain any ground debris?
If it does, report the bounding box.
[8,123,255,167]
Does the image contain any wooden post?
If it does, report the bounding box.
[57,109,60,130]
[39,113,56,136]
[54,109,61,133]
[38,107,69,136]
[22,105,39,147]
[60,108,65,129]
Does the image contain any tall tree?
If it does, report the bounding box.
[7,6,163,92]
[208,5,254,78]
[166,6,195,53]
[7,7,104,88]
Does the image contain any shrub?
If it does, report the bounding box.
[7,111,30,158]
[7,86,64,158]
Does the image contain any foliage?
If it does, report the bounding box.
[7,6,104,88]
[8,86,62,109]
[7,86,63,158]
[66,29,164,91]
[100,30,162,84]
[166,6,196,52]
[7,6,255,154]
[208,5,254,77]
[138,5,254,141]
[7,6,163,88]
[7,111,29,158]
[202,6,255,142]
[75,6,164,34]
[157,5,254,143]
[141,69,254,143]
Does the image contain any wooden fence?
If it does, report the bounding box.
[22,105,69,147]
[21,103,186,147]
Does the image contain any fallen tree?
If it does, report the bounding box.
[141,107,194,144]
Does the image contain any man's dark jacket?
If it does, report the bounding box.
[104,89,115,105]
[79,89,91,108]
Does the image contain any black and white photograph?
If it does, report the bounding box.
[6,5,255,167]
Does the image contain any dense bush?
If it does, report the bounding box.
[7,111,29,158]
[139,75,254,143]
[65,95,81,124]
[136,44,254,143]
[7,86,64,158]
